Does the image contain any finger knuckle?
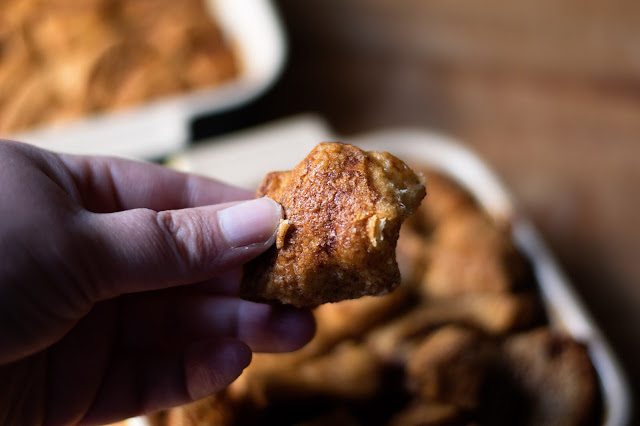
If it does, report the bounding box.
[155,210,221,272]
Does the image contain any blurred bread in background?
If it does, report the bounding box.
[0,0,238,134]
[163,167,600,426]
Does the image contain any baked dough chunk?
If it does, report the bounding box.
[503,329,599,426]
[240,142,426,308]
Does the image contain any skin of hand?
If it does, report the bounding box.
[0,140,315,425]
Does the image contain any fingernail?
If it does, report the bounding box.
[217,197,282,248]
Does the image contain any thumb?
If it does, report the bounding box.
[83,197,281,300]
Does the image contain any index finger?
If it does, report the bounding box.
[59,153,253,213]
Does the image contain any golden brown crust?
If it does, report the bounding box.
[240,142,426,308]
[420,209,530,297]
[387,400,463,426]
[365,292,542,364]
[405,326,500,409]
[254,341,384,402]
[503,329,600,426]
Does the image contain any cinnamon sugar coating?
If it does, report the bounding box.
[240,142,426,308]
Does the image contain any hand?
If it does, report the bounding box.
[0,141,315,425]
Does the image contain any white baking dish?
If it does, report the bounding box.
[7,0,286,160]
[165,114,631,426]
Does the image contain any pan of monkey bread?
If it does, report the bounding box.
[150,125,629,426]
[2,0,285,159]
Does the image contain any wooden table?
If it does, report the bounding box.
[196,0,640,420]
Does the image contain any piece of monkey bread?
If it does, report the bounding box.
[240,142,426,308]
